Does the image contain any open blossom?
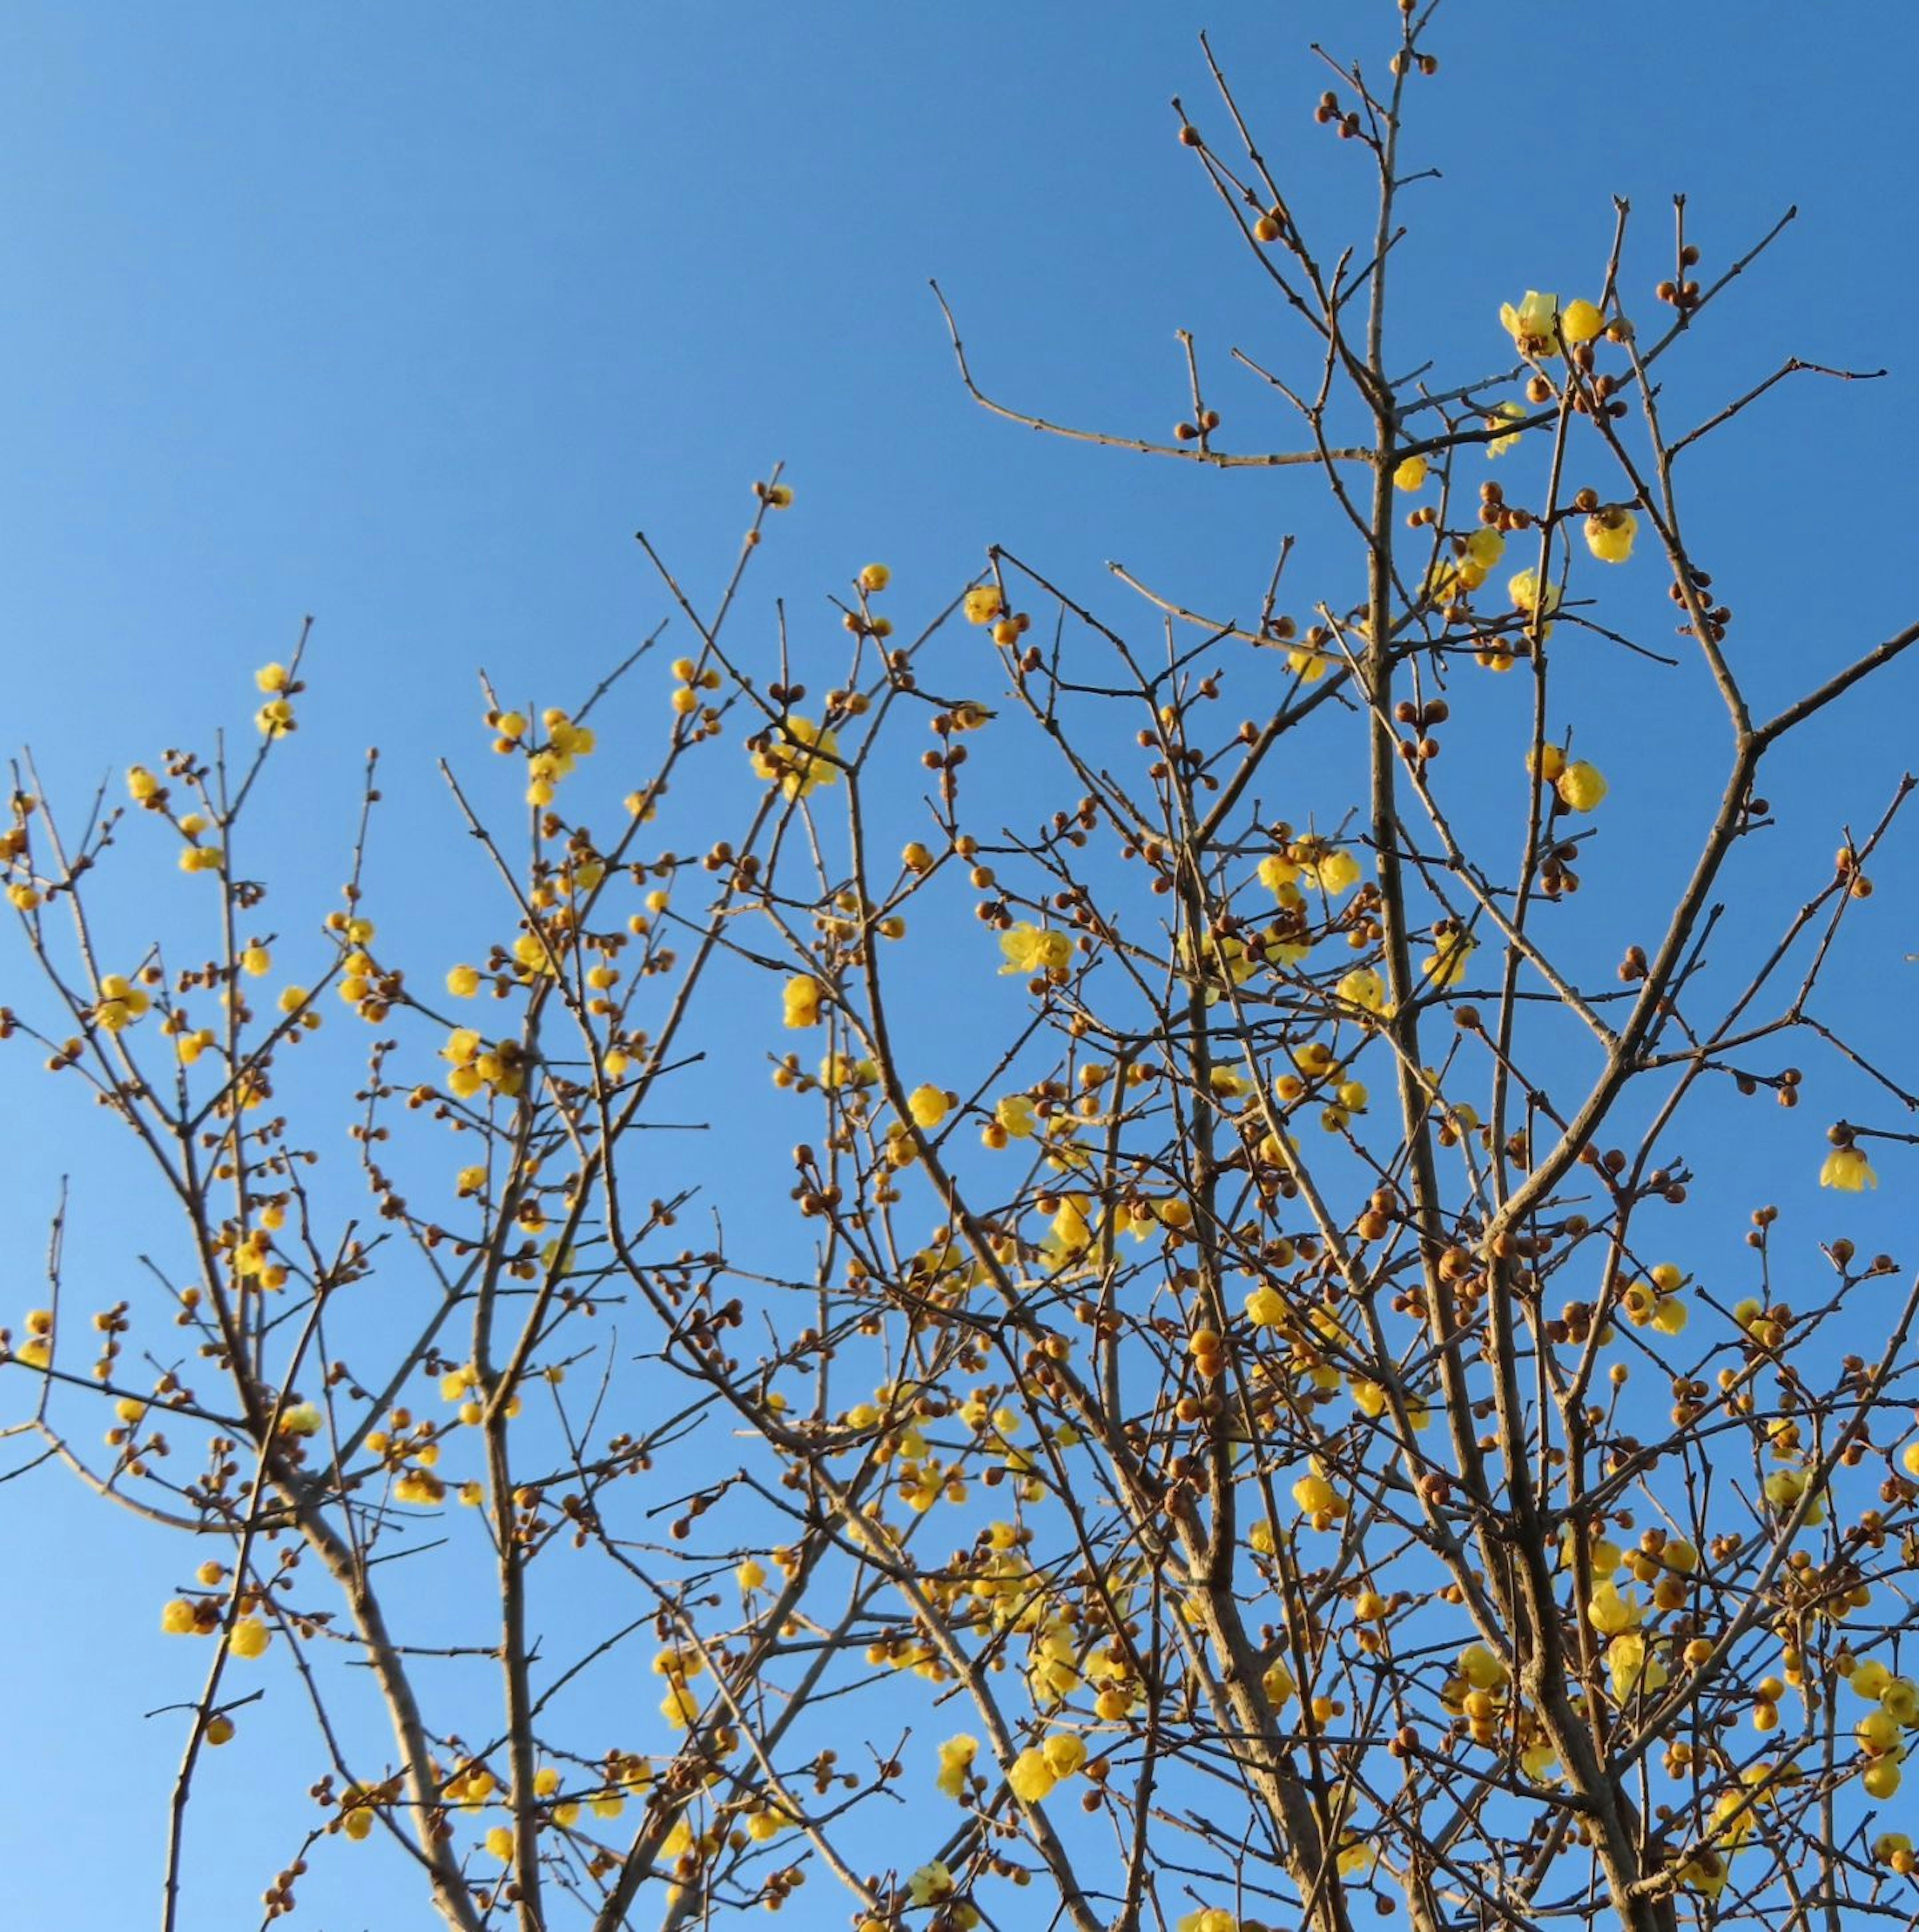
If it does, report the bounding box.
[1821,1145,1878,1192]
[1007,1746,1057,1803]
[1393,453,1428,492]
[1482,400,1529,458]
[963,584,1003,626]
[1585,506,1637,563]
[750,715,840,798]
[999,922,1073,975]
[1556,760,1608,812]
[1499,288,1559,351]
[935,1734,977,1798]
[907,1860,954,1906]
[783,974,823,1029]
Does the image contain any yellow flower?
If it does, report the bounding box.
[1487,401,1529,457]
[447,964,480,998]
[737,1558,767,1593]
[1337,967,1387,1015]
[907,1084,950,1128]
[1586,1582,1643,1635]
[1561,298,1605,344]
[1509,570,1561,632]
[963,585,1003,627]
[1499,289,1559,351]
[1555,761,1608,812]
[1393,454,1428,492]
[1585,507,1637,563]
[935,1734,978,1798]
[751,716,841,798]
[1307,847,1361,894]
[859,563,891,593]
[783,975,823,1029]
[1821,1146,1877,1192]
[127,764,161,802]
[255,662,290,693]
[907,1860,954,1906]
[1007,1746,1057,1803]
[230,1616,272,1660]
[1422,930,1475,990]
[818,1052,877,1090]
[999,923,1073,975]
[1042,1732,1088,1778]
[93,973,151,1032]
[160,1599,198,1635]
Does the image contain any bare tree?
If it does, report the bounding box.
[7,8,1919,1932]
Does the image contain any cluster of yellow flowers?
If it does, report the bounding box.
[441,1027,529,1101]
[254,661,298,738]
[750,715,840,799]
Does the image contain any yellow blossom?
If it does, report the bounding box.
[751,716,841,798]
[936,1734,978,1799]
[999,923,1073,975]
[963,585,1003,627]
[1007,1746,1057,1803]
[1585,507,1637,563]
[1499,289,1559,351]
[229,1616,272,1660]
[783,975,823,1029]
[1393,454,1428,492]
[1556,761,1608,812]
[908,1084,950,1128]
[1821,1146,1877,1192]
[1487,401,1529,457]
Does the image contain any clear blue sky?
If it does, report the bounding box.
[5,2,1918,1924]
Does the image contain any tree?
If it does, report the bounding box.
[6,6,1919,1930]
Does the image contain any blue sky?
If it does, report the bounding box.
[5,2,1919,1925]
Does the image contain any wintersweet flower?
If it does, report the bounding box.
[160,1599,198,1635]
[859,563,891,593]
[907,1860,954,1906]
[1337,967,1387,1015]
[1422,930,1476,990]
[751,716,841,799]
[907,1084,950,1128]
[1561,298,1606,344]
[1509,570,1561,634]
[999,923,1073,975]
[1042,1732,1088,1778]
[1487,402,1529,457]
[1007,1746,1056,1803]
[1585,507,1637,563]
[935,1734,978,1798]
[783,975,823,1029]
[1499,289,1559,352]
[230,1616,272,1659]
[1302,846,1360,893]
[1586,1582,1644,1635]
[1393,454,1428,492]
[93,974,150,1032]
[1556,761,1608,812]
[1821,1145,1877,1192]
[963,585,1004,627]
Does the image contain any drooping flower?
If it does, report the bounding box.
[1556,761,1609,812]
[751,716,841,798]
[1585,507,1637,564]
[1821,1146,1878,1192]
[999,923,1073,976]
[1499,289,1559,352]
[1393,454,1428,492]
[783,975,823,1029]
